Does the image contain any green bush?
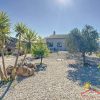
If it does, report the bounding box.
[98,64,100,69]
[32,37,50,64]
[96,52,100,58]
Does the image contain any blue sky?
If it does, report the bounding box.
[0,0,100,37]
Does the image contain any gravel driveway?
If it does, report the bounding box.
[0,52,100,100]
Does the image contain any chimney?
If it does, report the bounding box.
[53,30,56,35]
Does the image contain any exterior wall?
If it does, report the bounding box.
[46,38,67,51]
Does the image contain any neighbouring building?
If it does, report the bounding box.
[45,31,67,51]
[5,37,17,52]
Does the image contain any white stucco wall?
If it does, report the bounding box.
[46,38,67,51]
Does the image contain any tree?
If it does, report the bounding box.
[82,25,99,53]
[66,28,82,53]
[14,23,27,68]
[66,25,99,66]
[81,25,99,65]
[23,29,37,53]
[21,28,37,66]
[10,23,27,79]
[32,37,50,66]
[0,11,10,79]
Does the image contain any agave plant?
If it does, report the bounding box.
[0,11,10,79]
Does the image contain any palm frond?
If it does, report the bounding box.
[15,22,27,37]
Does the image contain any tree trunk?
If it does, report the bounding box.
[14,52,19,68]
[40,55,43,66]
[0,67,5,80]
[12,35,21,80]
[82,52,86,66]
[14,35,21,68]
[21,52,27,67]
[1,48,7,79]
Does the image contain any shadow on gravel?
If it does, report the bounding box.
[67,64,100,88]
[35,63,47,72]
[16,76,28,83]
[0,80,13,100]
[26,57,35,61]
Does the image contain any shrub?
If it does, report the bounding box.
[32,37,50,64]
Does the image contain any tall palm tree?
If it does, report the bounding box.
[14,23,27,68]
[0,11,10,79]
[21,29,37,65]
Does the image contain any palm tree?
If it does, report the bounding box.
[14,23,27,68]
[21,29,37,66]
[0,11,10,79]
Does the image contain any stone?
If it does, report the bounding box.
[6,65,13,75]
[16,66,34,77]
[26,63,37,71]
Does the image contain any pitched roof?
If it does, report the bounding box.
[46,34,67,39]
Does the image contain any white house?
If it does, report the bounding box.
[45,32,67,51]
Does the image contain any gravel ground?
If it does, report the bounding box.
[0,52,100,100]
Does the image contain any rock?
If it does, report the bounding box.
[6,64,35,77]
[17,61,27,67]
[6,65,13,75]
[17,63,21,67]
[23,62,28,66]
[16,66,34,77]
[26,63,36,69]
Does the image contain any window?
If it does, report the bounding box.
[47,42,53,47]
[57,42,62,47]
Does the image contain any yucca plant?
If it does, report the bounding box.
[0,11,10,79]
[21,28,37,66]
[14,23,27,68]
[11,23,27,80]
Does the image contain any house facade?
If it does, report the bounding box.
[45,33,67,51]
